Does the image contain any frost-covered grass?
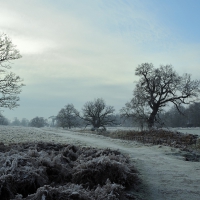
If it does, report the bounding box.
[0,126,63,144]
[175,127,200,136]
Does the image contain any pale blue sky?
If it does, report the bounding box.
[1,0,200,120]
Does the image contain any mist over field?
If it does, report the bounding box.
[1,1,200,199]
[0,0,200,121]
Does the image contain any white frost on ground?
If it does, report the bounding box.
[175,128,200,136]
[0,125,200,200]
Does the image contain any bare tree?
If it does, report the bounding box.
[56,104,78,129]
[122,63,200,128]
[76,98,116,129]
[120,97,148,130]
[11,117,21,126]
[184,102,200,127]
[29,117,47,128]
[0,113,9,125]
[21,118,29,127]
[158,105,187,128]
[0,33,24,109]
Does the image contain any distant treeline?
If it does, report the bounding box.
[1,102,200,128]
[159,102,200,128]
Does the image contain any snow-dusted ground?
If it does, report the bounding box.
[0,126,200,200]
[175,128,200,136]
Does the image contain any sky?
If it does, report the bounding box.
[1,0,200,121]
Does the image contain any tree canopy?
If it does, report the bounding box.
[121,63,200,128]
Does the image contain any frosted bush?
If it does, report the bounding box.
[0,142,141,200]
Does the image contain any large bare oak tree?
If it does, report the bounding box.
[75,98,116,129]
[121,63,200,128]
[0,34,24,109]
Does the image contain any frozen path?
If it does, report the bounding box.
[0,126,200,200]
[41,128,200,200]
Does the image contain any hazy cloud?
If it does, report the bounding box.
[1,0,200,120]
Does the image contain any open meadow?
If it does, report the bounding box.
[0,126,200,199]
[1,1,200,199]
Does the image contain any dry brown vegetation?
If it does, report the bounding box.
[108,129,198,148]
[0,142,142,200]
[79,129,199,148]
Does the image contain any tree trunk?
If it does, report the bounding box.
[93,119,101,129]
[140,122,144,131]
[148,106,159,129]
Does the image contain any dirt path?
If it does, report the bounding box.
[42,128,200,200]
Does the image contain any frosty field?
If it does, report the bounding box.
[0,126,200,199]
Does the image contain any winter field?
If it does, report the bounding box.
[0,126,200,199]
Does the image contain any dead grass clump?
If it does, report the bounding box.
[0,142,141,200]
